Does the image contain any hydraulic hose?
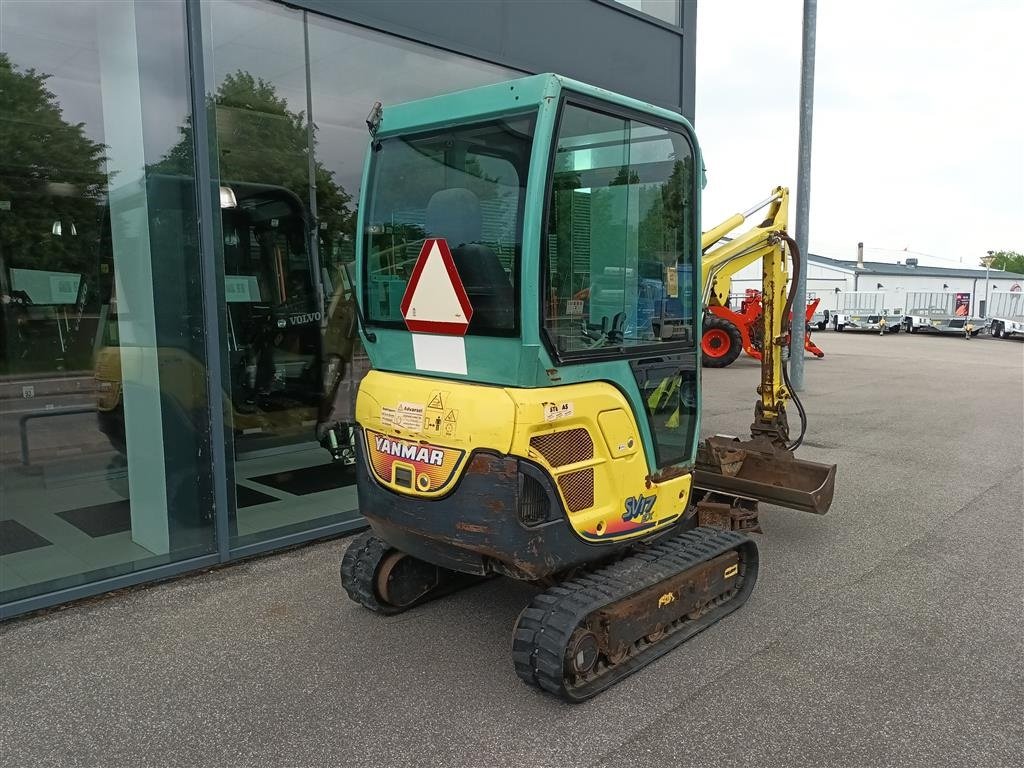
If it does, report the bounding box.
[778,232,808,451]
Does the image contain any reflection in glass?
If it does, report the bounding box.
[0,0,215,604]
[543,103,697,356]
[199,0,522,547]
[363,116,535,335]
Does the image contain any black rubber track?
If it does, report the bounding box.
[340,530,487,615]
[340,530,406,615]
[511,527,758,702]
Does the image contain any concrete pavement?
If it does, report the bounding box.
[1,332,1022,767]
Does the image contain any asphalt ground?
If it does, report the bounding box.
[2,331,1022,768]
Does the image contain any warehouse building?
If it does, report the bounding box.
[728,253,1024,318]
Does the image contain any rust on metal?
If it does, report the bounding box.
[588,552,739,661]
[695,492,761,533]
[695,434,836,515]
[455,522,489,534]
[646,465,691,484]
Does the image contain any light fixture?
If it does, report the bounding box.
[50,220,77,236]
[219,185,238,209]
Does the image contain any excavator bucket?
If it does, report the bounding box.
[694,435,836,515]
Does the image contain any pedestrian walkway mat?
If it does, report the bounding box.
[249,462,354,496]
[57,500,131,538]
[0,520,53,556]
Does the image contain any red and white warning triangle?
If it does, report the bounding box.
[400,238,474,335]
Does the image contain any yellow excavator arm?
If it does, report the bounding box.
[700,188,792,434]
[693,188,835,517]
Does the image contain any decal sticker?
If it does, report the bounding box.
[426,391,448,411]
[364,429,466,493]
[443,409,458,438]
[424,391,451,435]
[380,407,396,426]
[577,493,672,542]
[396,402,424,431]
[623,493,656,524]
[542,401,575,422]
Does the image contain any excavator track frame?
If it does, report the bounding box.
[512,527,758,702]
[341,530,483,614]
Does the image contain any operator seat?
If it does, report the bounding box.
[425,188,513,332]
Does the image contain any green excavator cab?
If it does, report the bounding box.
[357,73,704,476]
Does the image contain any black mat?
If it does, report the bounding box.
[57,500,131,538]
[249,462,355,496]
[236,485,278,508]
[0,520,52,556]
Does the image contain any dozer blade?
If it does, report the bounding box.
[693,435,836,515]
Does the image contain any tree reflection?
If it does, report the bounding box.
[0,54,107,373]
[156,70,354,258]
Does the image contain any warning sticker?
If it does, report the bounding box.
[426,391,448,412]
[380,407,396,426]
[424,411,443,434]
[442,409,458,437]
[543,401,574,422]
[665,265,679,298]
[396,402,425,431]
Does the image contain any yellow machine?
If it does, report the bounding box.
[338,75,835,701]
[700,192,825,367]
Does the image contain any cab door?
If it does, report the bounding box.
[540,98,702,471]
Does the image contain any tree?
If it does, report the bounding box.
[983,250,1024,274]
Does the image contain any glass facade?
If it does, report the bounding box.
[200,0,518,549]
[0,0,685,617]
[0,0,215,603]
[0,0,518,613]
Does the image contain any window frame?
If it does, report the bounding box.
[538,94,700,366]
[360,112,537,338]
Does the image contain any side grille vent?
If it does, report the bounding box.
[529,428,594,468]
[557,468,595,512]
[517,473,550,526]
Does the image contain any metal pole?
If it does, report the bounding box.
[983,250,993,318]
[790,0,816,392]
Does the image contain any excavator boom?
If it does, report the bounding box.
[694,188,836,516]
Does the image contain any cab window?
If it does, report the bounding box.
[542,103,697,358]
[362,115,534,335]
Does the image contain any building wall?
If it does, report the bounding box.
[291,0,694,118]
[726,260,1013,316]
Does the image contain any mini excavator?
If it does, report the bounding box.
[340,74,836,702]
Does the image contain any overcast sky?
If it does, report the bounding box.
[695,0,1023,268]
